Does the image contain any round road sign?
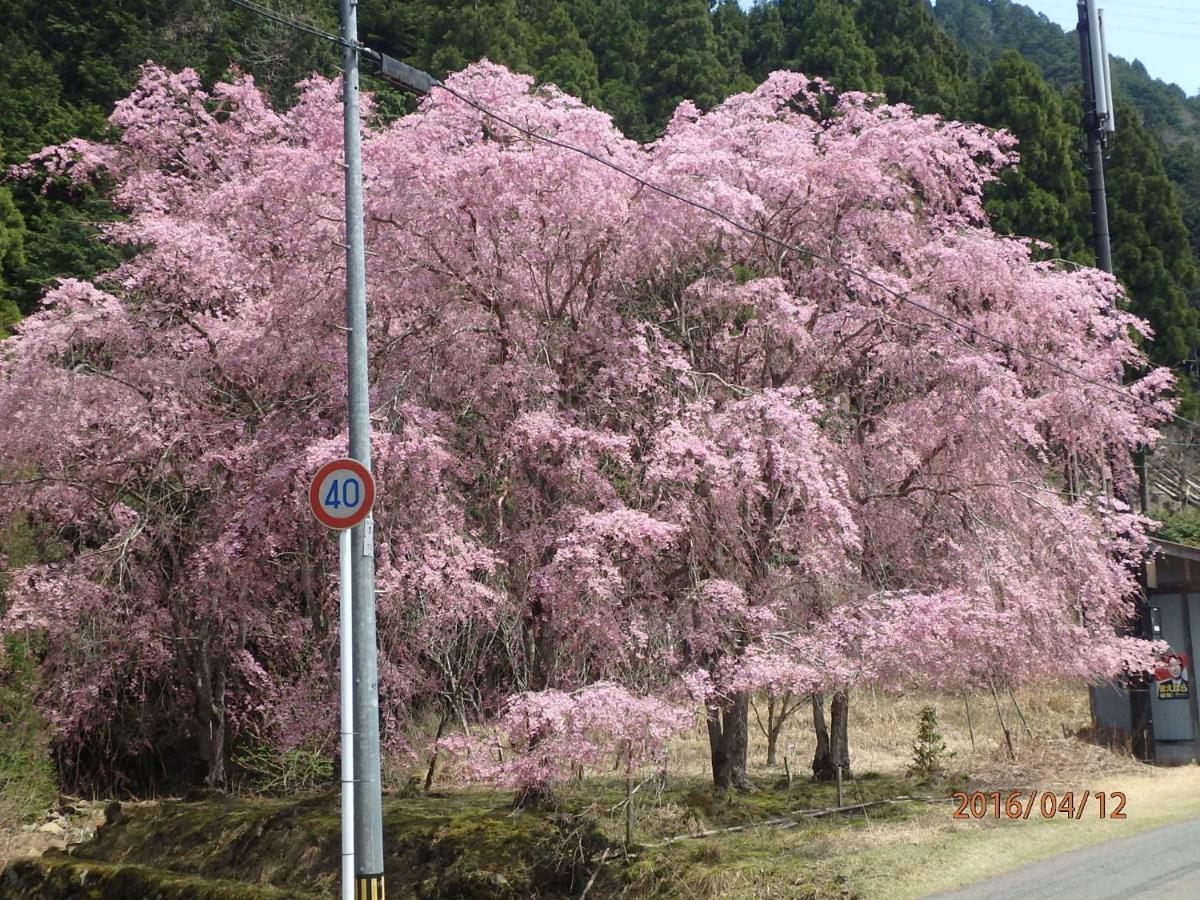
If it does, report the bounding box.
[309,458,375,530]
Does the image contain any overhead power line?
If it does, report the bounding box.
[223,0,1198,432]
[229,0,358,49]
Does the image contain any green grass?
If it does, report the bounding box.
[0,636,56,825]
[0,774,934,898]
[1,855,296,899]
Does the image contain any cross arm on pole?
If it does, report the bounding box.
[364,50,437,95]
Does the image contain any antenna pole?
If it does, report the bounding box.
[1078,0,1113,275]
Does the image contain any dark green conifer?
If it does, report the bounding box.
[1105,101,1200,375]
[748,0,882,94]
[568,0,650,137]
[854,0,972,117]
[644,0,731,126]
[712,0,756,95]
[521,0,600,101]
[975,51,1092,263]
[0,186,25,337]
[424,0,530,77]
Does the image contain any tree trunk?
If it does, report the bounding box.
[518,593,558,808]
[205,665,228,790]
[765,737,779,767]
[526,600,558,692]
[707,692,754,791]
[811,691,835,781]
[763,690,795,767]
[765,695,780,767]
[194,613,245,792]
[424,714,449,793]
[830,689,852,781]
[195,631,228,790]
[812,690,852,782]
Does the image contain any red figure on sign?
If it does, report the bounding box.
[1154,652,1190,701]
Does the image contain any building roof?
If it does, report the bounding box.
[1153,537,1200,564]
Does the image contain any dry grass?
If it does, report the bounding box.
[653,681,1136,788]
[846,682,1148,788]
[631,764,1200,900]
[589,681,1200,898]
[855,767,1200,899]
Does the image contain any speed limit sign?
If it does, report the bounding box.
[309,458,375,530]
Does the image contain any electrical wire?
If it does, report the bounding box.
[1089,9,1200,28]
[430,80,1200,431]
[218,0,1200,433]
[228,0,359,51]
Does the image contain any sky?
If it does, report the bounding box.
[1003,1,1200,96]
[738,1,1200,97]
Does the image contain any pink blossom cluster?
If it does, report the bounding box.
[0,60,1171,789]
[441,683,690,788]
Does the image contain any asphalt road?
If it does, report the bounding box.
[934,816,1200,899]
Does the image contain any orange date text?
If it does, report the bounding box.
[951,790,1126,820]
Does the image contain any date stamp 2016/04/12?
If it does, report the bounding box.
[952,790,1126,820]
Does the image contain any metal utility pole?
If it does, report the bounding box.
[227,4,438,895]
[339,0,386,895]
[338,528,355,900]
[1078,3,1150,514]
[1078,2,1154,759]
[1077,0,1114,275]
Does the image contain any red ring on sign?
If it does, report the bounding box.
[309,458,375,529]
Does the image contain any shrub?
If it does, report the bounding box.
[908,705,954,781]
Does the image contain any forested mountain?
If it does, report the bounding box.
[934,0,1200,394]
[2,0,1199,398]
[934,0,1200,263]
[0,0,341,331]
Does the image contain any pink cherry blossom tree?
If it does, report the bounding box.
[1,62,1168,795]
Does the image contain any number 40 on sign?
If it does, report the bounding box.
[309,458,375,530]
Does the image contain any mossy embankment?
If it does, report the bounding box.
[7,758,1197,898]
[2,789,609,898]
[0,774,924,898]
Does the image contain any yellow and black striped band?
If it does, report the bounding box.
[355,874,385,900]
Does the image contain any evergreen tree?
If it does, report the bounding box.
[748,0,882,94]
[975,52,1091,263]
[567,0,650,137]
[747,3,787,80]
[358,0,426,59]
[1164,141,1200,263]
[0,40,91,163]
[521,0,600,101]
[932,0,1200,274]
[1105,101,1200,376]
[0,186,25,337]
[854,0,972,117]
[644,0,730,126]
[0,0,341,318]
[712,0,756,95]
[423,0,530,77]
